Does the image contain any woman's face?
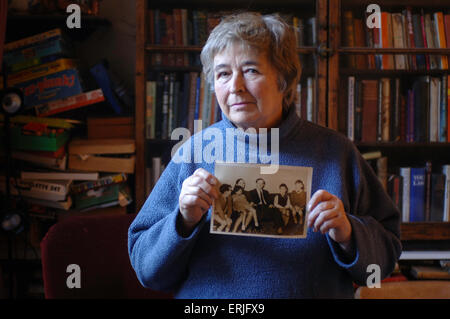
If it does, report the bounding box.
[213,44,284,130]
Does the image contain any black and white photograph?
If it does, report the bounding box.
[211,162,313,238]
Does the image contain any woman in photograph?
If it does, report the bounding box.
[128,12,402,298]
[290,179,307,224]
[273,183,293,229]
[231,185,259,232]
[213,183,233,232]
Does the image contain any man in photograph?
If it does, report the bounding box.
[249,178,284,234]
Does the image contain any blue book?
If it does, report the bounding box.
[410,167,426,222]
[194,76,201,121]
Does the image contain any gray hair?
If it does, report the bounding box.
[200,12,302,110]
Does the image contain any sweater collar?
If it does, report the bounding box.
[220,105,303,141]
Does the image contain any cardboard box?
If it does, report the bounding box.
[68,138,135,173]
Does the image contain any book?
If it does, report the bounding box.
[380,12,394,70]
[4,28,63,52]
[391,13,407,70]
[12,150,67,170]
[443,165,450,222]
[68,138,135,155]
[347,76,355,140]
[68,155,135,174]
[380,78,391,141]
[7,58,77,86]
[0,177,71,202]
[410,167,426,222]
[410,265,450,280]
[20,171,99,181]
[24,196,73,210]
[34,89,105,117]
[388,174,403,212]
[71,173,127,194]
[429,77,441,142]
[361,80,378,142]
[434,12,448,70]
[145,81,156,139]
[400,167,411,222]
[430,173,446,222]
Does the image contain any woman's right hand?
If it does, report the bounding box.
[179,168,219,234]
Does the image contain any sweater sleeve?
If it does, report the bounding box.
[327,148,402,286]
[128,161,205,293]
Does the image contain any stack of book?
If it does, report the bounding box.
[0,29,132,219]
[67,138,135,211]
[0,28,106,117]
[342,8,450,70]
[347,75,449,143]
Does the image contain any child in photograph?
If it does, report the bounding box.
[274,183,293,227]
[232,185,258,232]
[213,184,233,232]
[290,180,307,224]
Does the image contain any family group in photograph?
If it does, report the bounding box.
[212,177,307,236]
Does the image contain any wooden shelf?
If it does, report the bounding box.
[356,142,450,148]
[146,44,317,54]
[340,68,449,76]
[401,222,450,241]
[5,13,111,42]
[339,47,450,54]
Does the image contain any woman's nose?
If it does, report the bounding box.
[230,73,245,93]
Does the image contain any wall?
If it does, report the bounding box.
[77,0,136,96]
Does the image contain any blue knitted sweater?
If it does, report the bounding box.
[128,107,402,298]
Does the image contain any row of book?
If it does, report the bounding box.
[145,71,318,140]
[347,75,450,143]
[147,8,317,68]
[343,8,450,70]
[146,71,221,140]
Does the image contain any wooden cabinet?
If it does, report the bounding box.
[135,0,450,245]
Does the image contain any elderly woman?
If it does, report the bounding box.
[128,12,401,298]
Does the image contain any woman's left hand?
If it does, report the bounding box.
[307,190,352,246]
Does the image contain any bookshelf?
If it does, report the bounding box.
[327,0,450,248]
[135,0,450,246]
[135,0,328,208]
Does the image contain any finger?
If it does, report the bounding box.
[318,218,341,235]
[180,194,211,212]
[307,190,334,213]
[307,201,336,228]
[193,168,219,186]
[313,209,339,232]
[188,175,219,200]
[182,185,215,206]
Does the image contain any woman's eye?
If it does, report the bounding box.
[217,71,229,78]
[245,68,259,74]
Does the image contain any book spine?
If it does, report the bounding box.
[35,88,104,117]
[440,75,448,142]
[410,167,426,222]
[405,7,417,70]
[347,76,355,141]
[434,12,448,70]
[4,28,62,52]
[400,167,411,222]
[8,58,76,86]
[71,173,127,194]
[443,165,450,222]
